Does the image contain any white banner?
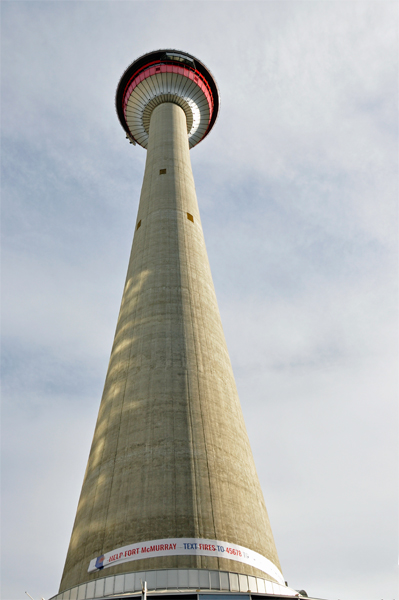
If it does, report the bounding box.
[88,537,284,586]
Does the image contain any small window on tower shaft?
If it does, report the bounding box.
[136,220,141,230]
[159,169,166,175]
[187,213,194,223]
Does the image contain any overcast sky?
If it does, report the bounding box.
[1,2,397,600]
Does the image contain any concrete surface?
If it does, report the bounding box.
[59,103,281,591]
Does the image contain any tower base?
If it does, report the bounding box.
[50,568,304,600]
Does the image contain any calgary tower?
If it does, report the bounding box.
[52,50,305,600]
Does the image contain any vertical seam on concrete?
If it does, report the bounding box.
[190,222,223,570]
[190,239,219,565]
[183,188,218,548]
[185,368,199,541]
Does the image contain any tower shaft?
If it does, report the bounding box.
[60,103,281,592]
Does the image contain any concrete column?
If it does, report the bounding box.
[59,103,281,591]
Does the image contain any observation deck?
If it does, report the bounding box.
[115,49,219,149]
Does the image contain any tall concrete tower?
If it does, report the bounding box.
[53,50,300,600]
